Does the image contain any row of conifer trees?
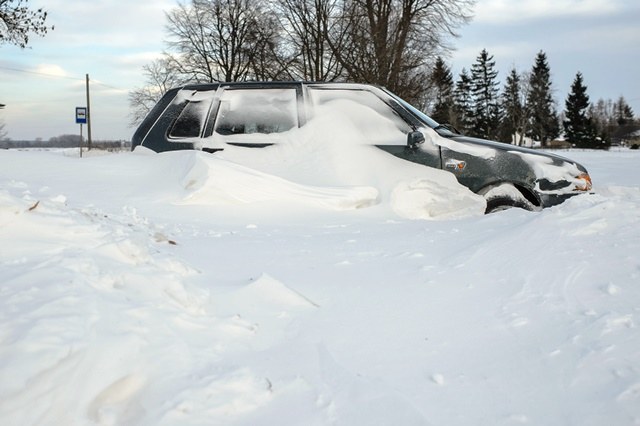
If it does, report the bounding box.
[427,50,636,148]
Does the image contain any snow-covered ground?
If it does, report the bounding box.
[1,146,639,425]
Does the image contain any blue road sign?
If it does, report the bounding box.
[76,107,87,124]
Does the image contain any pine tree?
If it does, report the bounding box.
[451,68,474,135]
[563,72,597,148]
[429,57,454,125]
[470,49,502,140]
[527,51,559,146]
[500,68,526,144]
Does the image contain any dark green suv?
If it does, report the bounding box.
[132,82,592,213]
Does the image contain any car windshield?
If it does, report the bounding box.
[382,89,458,137]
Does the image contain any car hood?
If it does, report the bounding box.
[449,135,585,169]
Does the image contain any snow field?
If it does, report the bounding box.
[0,148,639,425]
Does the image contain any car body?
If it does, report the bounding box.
[132,81,592,212]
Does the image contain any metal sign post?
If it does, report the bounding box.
[86,74,92,151]
[76,107,87,157]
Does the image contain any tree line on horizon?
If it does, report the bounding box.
[0,134,129,150]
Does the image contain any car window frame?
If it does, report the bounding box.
[203,83,305,141]
[304,85,424,144]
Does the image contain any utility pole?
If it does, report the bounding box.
[86,74,92,150]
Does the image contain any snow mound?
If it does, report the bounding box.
[177,152,379,210]
[1,149,640,425]
[211,274,318,351]
[212,103,486,219]
[391,177,486,220]
[0,184,214,425]
[128,97,486,220]
[227,273,318,311]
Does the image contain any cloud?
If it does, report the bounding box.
[562,23,640,53]
[33,64,69,78]
[35,0,173,51]
[474,0,622,24]
[116,51,166,67]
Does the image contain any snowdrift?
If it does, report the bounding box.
[1,149,639,425]
[175,105,486,219]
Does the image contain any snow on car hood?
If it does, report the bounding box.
[428,129,498,160]
[509,150,584,182]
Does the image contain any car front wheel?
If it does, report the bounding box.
[480,183,541,214]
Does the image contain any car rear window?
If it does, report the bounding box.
[168,89,218,139]
[169,100,210,138]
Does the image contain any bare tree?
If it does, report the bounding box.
[501,68,532,145]
[329,0,475,103]
[0,102,6,140]
[275,0,344,81]
[514,71,532,145]
[243,7,289,80]
[129,0,477,121]
[0,120,7,140]
[128,57,189,126]
[129,0,287,125]
[165,0,282,82]
[0,0,53,48]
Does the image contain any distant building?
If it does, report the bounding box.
[611,125,640,147]
[511,132,540,148]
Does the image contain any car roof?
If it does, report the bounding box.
[177,81,384,92]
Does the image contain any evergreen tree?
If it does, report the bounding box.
[526,51,559,146]
[470,49,502,140]
[429,57,454,124]
[500,68,526,144]
[563,72,597,148]
[451,68,474,135]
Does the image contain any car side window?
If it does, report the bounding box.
[307,88,412,145]
[214,88,298,136]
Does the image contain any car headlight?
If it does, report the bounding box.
[574,173,592,191]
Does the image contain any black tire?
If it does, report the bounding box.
[481,183,540,214]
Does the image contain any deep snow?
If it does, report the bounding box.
[0,146,639,425]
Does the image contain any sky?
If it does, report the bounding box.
[0,0,639,141]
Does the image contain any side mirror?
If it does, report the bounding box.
[407,131,425,149]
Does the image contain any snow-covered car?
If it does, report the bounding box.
[132,82,592,212]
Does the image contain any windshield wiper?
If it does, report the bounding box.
[434,123,461,134]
